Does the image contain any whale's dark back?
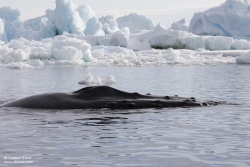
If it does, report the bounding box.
[0,86,223,109]
[73,86,145,100]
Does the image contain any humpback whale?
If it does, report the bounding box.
[0,86,209,109]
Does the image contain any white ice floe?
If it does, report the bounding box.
[236,51,250,64]
[78,75,95,84]
[0,24,249,67]
[3,62,33,69]
[96,76,102,85]
[51,35,94,62]
[189,0,250,40]
[91,45,137,66]
[127,38,151,51]
[78,75,115,85]
[103,75,116,84]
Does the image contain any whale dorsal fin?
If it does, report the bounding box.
[73,86,143,100]
[73,86,95,94]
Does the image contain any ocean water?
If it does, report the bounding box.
[0,64,250,167]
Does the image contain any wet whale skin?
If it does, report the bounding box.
[0,86,203,109]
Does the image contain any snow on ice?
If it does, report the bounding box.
[0,0,250,69]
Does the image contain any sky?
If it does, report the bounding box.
[0,0,226,27]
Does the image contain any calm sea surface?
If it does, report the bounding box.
[0,64,250,167]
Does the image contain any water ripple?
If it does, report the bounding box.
[0,65,250,166]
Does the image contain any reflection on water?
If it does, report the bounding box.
[0,64,250,167]
[1,106,250,167]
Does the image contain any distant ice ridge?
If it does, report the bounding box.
[87,23,250,51]
[0,0,155,41]
[1,0,250,67]
[189,0,250,40]
[1,23,250,69]
[0,34,238,69]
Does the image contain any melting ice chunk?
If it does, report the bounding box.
[236,51,250,64]
[78,75,116,85]
[103,75,116,84]
[78,75,94,85]
[96,76,102,85]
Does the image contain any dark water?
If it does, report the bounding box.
[0,64,250,167]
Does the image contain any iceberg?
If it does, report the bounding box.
[1,0,104,40]
[84,17,104,36]
[0,6,41,41]
[99,15,120,34]
[0,19,7,42]
[0,0,250,68]
[0,22,249,68]
[189,0,250,40]
[41,0,104,37]
[132,23,250,51]
[0,6,23,41]
[117,13,155,33]
[171,18,189,31]
[2,0,157,41]
[24,16,45,31]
